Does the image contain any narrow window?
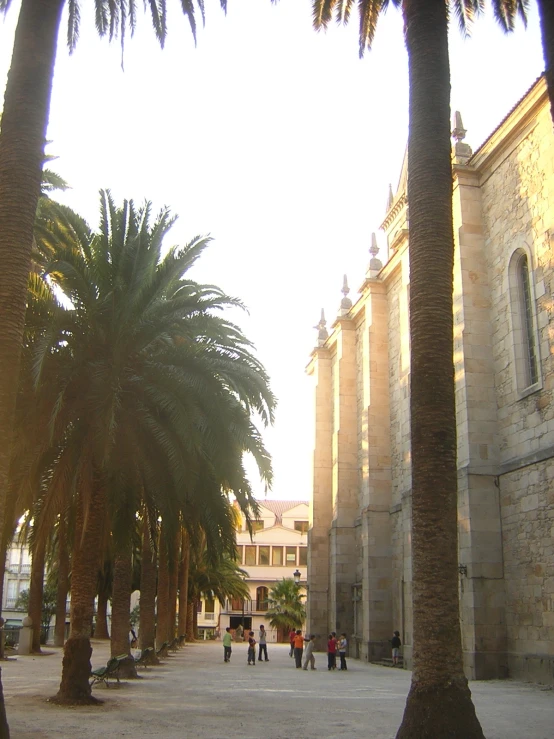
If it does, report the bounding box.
[519,255,539,386]
[299,547,308,566]
[294,520,308,534]
[258,546,270,566]
[244,545,257,566]
[272,547,283,566]
[286,547,297,566]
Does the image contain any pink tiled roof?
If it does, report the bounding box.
[257,499,308,525]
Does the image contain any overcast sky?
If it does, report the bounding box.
[0,1,545,500]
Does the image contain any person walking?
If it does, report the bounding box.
[289,628,296,657]
[302,634,316,670]
[293,630,304,669]
[338,633,348,671]
[327,633,337,671]
[391,630,402,666]
[247,631,256,666]
[223,627,233,663]
[258,625,269,662]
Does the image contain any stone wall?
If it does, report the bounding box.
[478,93,554,681]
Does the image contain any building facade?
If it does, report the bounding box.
[199,500,308,641]
[307,77,554,683]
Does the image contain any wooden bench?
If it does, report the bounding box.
[169,637,179,652]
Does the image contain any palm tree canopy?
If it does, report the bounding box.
[0,0,228,50]
[265,578,306,631]
[311,0,529,57]
[28,192,275,545]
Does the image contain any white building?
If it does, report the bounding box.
[197,500,309,641]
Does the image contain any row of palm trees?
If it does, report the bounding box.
[5,190,275,706]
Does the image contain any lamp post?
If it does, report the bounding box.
[293,569,301,585]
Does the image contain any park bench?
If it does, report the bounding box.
[156,641,170,659]
[178,634,186,647]
[169,637,179,652]
[133,647,155,669]
[90,653,128,688]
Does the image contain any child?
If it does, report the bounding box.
[338,633,348,671]
[327,633,337,670]
[247,631,256,665]
[302,634,316,670]
[391,630,402,666]
[223,626,233,663]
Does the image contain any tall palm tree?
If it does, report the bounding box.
[311,1,486,736]
[30,192,274,703]
[265,578,306,634]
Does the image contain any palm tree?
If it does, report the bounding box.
[187,545,250,639]
[491,1,554,126]
[265,578,306,636]
[30,192,274,703]
[311,1,487,736]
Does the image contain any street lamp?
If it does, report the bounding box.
[293,569,301,585]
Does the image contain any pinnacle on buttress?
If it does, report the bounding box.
[314,309,328,347]
[452,110,472,165]
[368,232,383,277]
[339,275,352,316]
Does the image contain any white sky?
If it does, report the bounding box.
[0,0,545,500]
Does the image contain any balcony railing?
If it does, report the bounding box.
[6,563,31,576]
[204,613,215,621]
[224,600,268,614]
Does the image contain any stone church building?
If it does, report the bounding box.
[306,76,554,684]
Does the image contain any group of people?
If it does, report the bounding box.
[221,625,402,670]
[222,624,269,665]
[324,632,348,671]
[288,629,348,671]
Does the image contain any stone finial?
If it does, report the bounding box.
[368,233,383,277]
[452,110,472,165]
[386,183,394,212]
[314,309,328,346]
[339,275,352,315]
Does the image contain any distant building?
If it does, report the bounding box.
[3,538,32,632]
[197,500,309,641]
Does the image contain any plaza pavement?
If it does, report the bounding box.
[3,639,552,739]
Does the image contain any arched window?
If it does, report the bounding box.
[256,586,268,612]
[508,248,541,394]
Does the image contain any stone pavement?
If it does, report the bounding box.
[3,640,552,739]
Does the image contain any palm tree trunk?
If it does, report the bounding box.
[110,540,138,678]
[0,0,65,602]
[396,1,484,737]
[185,599,195,642]
[94,590,110,640]
[0,2,64,725]
[155,525,170,647]
[177,529,189,639]
[168,532,178,641]
[54,516,70,648]
[537,0,554,127]
[139,516,157,661]
[54,481,106,704]
[28,534,46,653]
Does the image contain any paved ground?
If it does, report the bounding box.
[2,640,553,738]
